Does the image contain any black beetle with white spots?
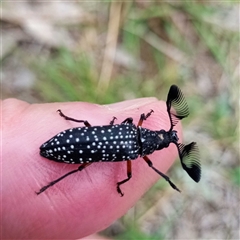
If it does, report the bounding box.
[37,85,201,196]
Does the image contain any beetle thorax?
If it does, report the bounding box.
[139,128,179,156]
[138,127,163,156]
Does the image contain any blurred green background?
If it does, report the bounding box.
[2,1,239,239]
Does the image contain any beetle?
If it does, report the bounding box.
[36,85,201,196]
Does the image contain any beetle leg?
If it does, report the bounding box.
[137,109,154,127]
[121,117,133,124]
[109,116,117,125]
[116,160,132,197]
[36,163,92,195]
[57,110,91,127]
[143,156,181,192]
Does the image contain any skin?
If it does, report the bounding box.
[1,97,182,239]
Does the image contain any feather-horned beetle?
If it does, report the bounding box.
[37,85,201,196]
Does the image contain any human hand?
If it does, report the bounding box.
[2,97,182,239]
